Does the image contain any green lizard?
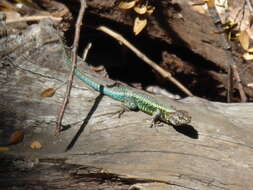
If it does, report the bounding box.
[64,49,191,127]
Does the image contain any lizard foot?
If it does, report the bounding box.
[114,104,131,118]
[149,120,164,128]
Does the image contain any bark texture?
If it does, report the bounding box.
[0,17,253,190]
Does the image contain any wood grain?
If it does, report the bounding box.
[0,19,253,190]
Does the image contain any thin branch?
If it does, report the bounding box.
[56,0,87,135]
[207,3,247,102]
[82,42,92,60]
[6,15,62,24]
[97,26,193,97]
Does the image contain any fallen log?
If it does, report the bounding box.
[0,19,253,190]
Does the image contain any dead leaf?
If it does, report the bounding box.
[118,0,137,10]
[239,30,249,51]
[146,5,155,15]
[30,141,42,149]
[205,0,215,8]
[134,3,147,14]
[242,52,253,61]
[9,130,24,145]
[133,16,147,35]
[40,88,56,98]
[247,47,253,53]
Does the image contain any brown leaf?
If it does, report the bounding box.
[239,30,249,51]
[133,16,147,35]
[9,130,24,145]
[30,141,42,149]
[242,52,253,61]
[40,88,56,98]
[134,3,147,15]
[206,0,215,8]
[146,5,155,15]
[247,47,253,53]
[118,0,137,10]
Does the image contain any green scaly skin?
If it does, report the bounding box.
[64,52,191,127]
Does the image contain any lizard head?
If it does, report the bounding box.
[162,110,191,126]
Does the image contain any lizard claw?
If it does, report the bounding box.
[115,104,130,118]
[149,119,163,128]
[117,108,125,118]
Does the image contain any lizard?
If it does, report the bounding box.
[0,16,191,128]
[62,45,191,127]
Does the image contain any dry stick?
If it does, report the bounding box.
[6,15,62,24]
[82,42,92,60]
[97,26,193,97]
[207,4,247,102]
[56,0,87,135]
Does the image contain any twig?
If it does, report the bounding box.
[82,42,92,60]
[6,15,62,24]
[207,3,247,102]
[97,26,193,97]
[56,0,87,135]
[239,62,253,74]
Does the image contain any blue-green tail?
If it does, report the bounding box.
[74,69,126,101]
[65,56,126,101]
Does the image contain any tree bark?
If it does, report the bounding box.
[0,18,253,190]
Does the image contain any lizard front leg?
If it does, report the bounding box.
[150,109,163,128]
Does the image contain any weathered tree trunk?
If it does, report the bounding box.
[0,18,253,190]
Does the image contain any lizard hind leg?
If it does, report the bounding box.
[117,97,139,118]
